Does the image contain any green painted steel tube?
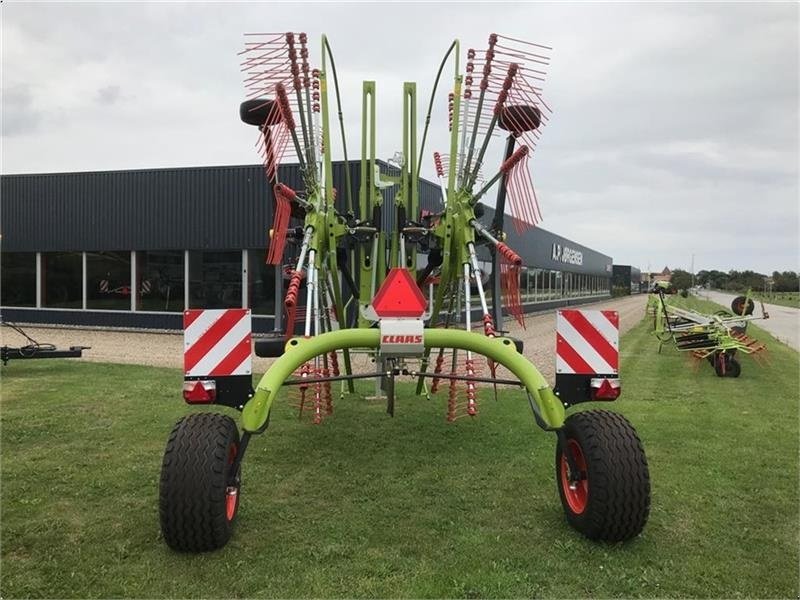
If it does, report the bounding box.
[241,328,565,432]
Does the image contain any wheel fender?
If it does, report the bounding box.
[241,328,566,432]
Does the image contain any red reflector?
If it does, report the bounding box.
[590,378,621,400]
[371,268,428,318]
[183,380,216,404]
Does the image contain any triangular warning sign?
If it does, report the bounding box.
[372,268,428,318]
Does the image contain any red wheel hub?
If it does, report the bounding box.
[560,439,588,515]
[225,487,238,521]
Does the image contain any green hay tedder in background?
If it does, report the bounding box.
[648,285,770,377]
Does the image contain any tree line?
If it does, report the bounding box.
[668,269,799,292]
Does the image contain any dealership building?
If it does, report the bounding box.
[1,163,612,332]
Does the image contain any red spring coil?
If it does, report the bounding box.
[329,351,340,377]
[447,375,458,422]
[275,83,295,130]
[322,367,332,415]
[483,50,495,74]
[493,63,519,116]
[483,313,496,337]
[285,270,302,308]
[465,358,477,416]
[431,352,445,392]
[433,152,444,178]
[496,242,522,266]
[500,146,529,174]
[504,63,519,86]
[448,93,454,131]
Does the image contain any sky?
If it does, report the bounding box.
[2,1,798,275]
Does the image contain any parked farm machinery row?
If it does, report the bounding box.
[159,32,651,552]
[648,285,769,377]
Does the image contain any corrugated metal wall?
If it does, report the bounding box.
[1,161,611,273]
[1,161,443,253]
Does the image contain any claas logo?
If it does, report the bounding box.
[382,335,423,344]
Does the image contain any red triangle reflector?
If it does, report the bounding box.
[372,268,427,318]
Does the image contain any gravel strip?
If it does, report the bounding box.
[1,295,647,384]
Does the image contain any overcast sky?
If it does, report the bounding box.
[2,1,798,274]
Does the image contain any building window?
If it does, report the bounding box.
[137,250,185,312]
[1,252,36,307]
[41,252,83,308]
[189,251,242,309]
[248,249,276,315]
[86,251,131,310]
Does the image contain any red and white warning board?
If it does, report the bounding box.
[556,310,619,375]
[183,309,252,377]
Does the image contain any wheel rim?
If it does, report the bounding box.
[226,443,239,522]
[560,439,588,515]
[225,487,238,521]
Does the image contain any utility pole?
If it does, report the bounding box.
[691,253,695,289]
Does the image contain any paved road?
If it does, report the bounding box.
[701,290,799,351]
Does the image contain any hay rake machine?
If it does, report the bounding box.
[159,32,650,552]
[649,285,769,377]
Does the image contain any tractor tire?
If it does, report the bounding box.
[713,352,726,377]
[731,296,754,316]
[159,413,241,552]
[713,352,739,377]
[726,357,741,378]
[555,410,650,542]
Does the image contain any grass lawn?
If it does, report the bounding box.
[750,291,800,309]
[1,306,798,598]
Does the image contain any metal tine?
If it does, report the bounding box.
[239,34,286,51]
[494,47,550,67]
[241,54,290,71]
[242,55,291,73]
[513,162,537,229]
[461,34,500,190]
[496,33,553,51]
[510,74,554,116]
[244,31,291,37]
[238,41,280,57]
[240,46,289,68]
[242,70,292,88]
[492,60,548,81]
[465,62,518,189]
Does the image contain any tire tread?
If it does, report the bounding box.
[159,413,239,552]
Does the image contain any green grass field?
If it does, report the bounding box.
[751,291,800,309]
[2,307,798,598]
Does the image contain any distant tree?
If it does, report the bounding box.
[670,269,693,291]
[772,271,799,292]
[697,269,728,289]
[724,270,767,292]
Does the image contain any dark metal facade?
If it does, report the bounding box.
[479,206,613,277]
[1,163,614,329]
[1,162,443,253]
